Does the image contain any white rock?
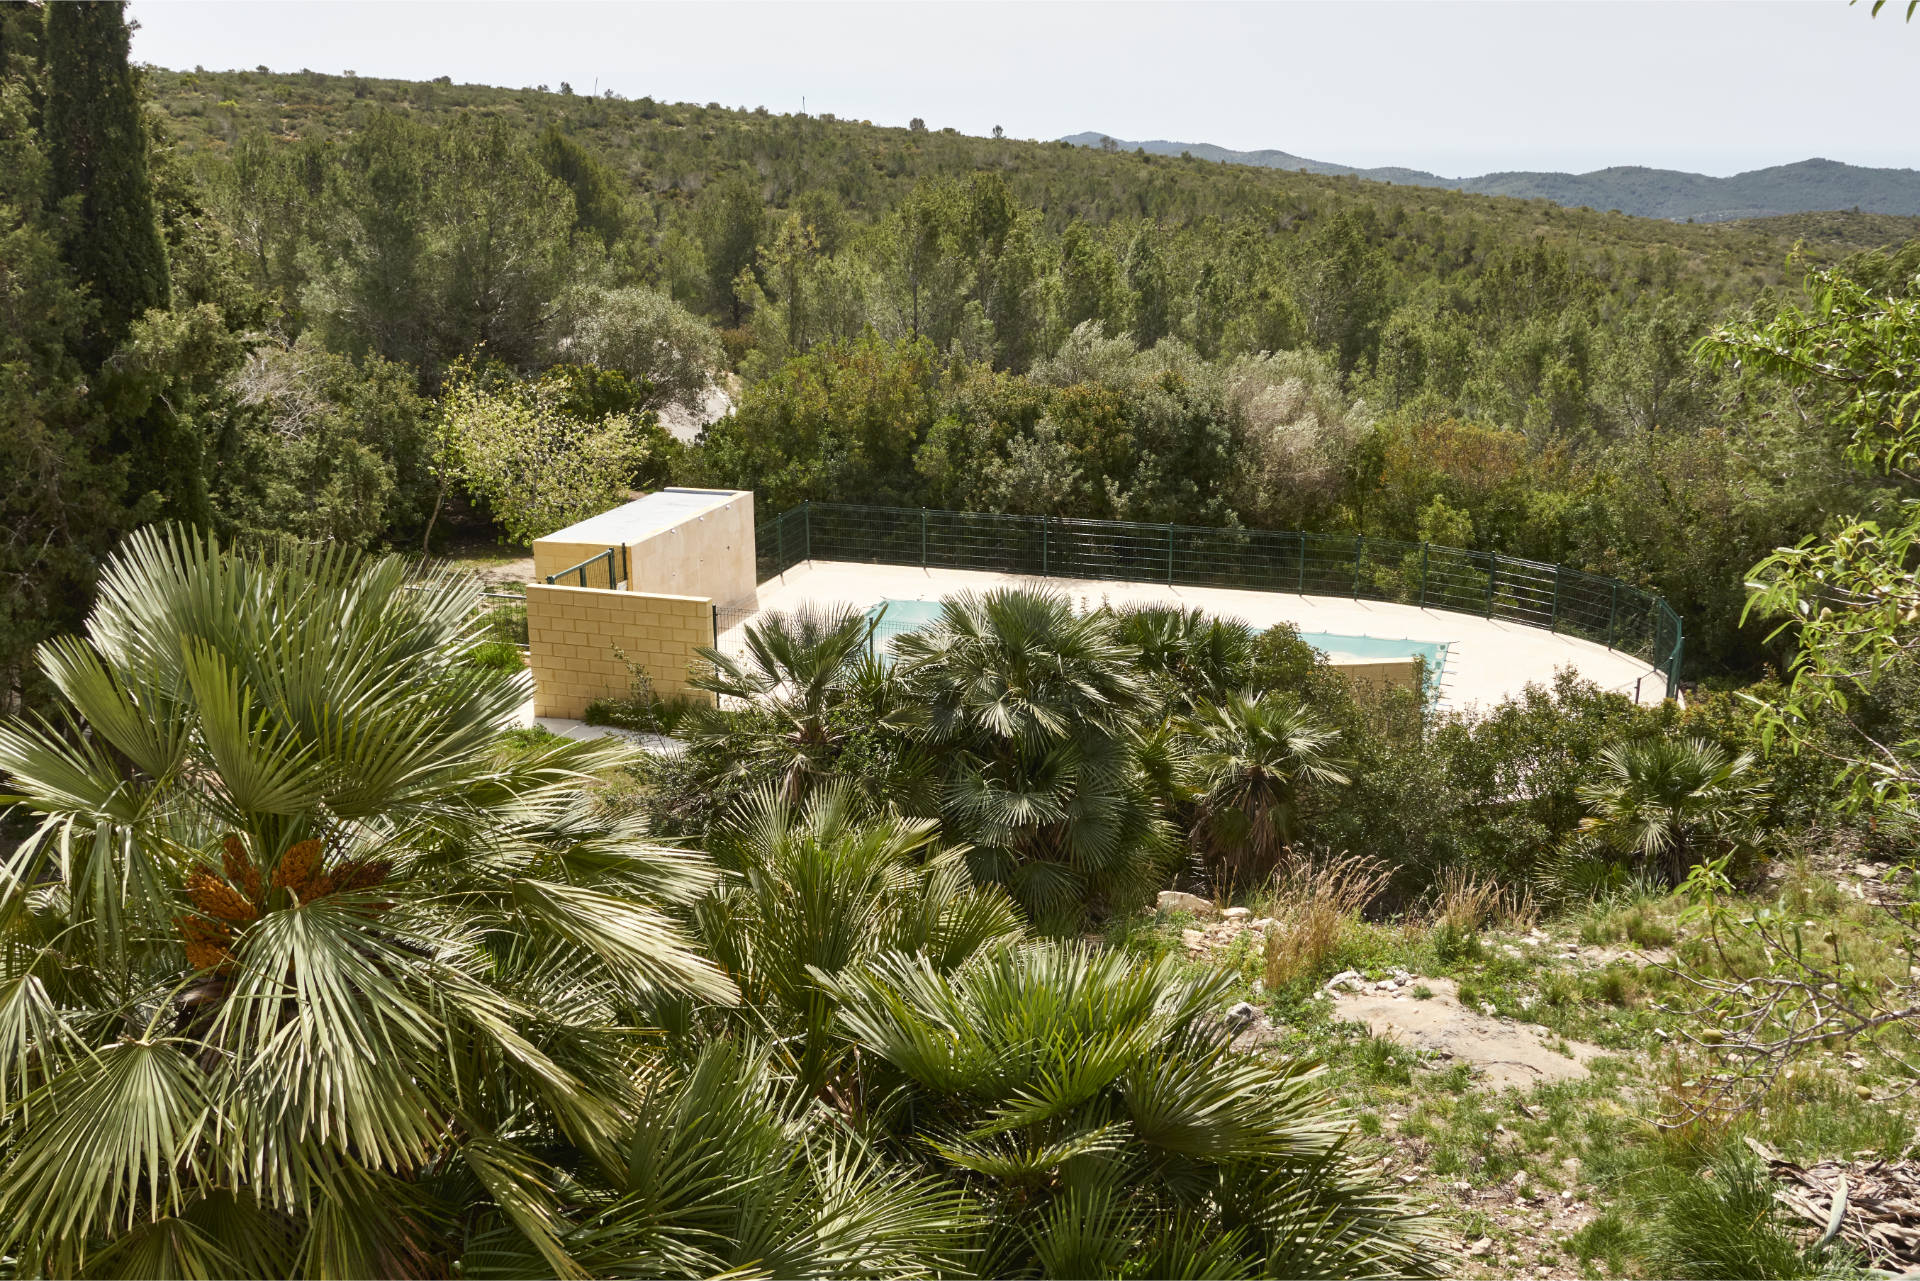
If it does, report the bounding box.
[1325,970,1365,993]
[1252,917,1279,931]
[1158,890,1217,916]
[1222,906,1252,921]
[1226,1001,1259,1024]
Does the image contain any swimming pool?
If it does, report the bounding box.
[1295,630,1448,671]
[1296,630,1449,697]
[864,602,1445,684]
[867,599,946,634]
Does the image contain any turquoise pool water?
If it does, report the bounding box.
[867,599,946,632]
[1295,630,1448,671]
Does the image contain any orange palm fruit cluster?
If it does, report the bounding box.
[177,842,261,970]
[271,838,325,900]
[222,834,263,902]
[176,834,397,970]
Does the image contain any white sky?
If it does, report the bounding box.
[129,1,1916,178]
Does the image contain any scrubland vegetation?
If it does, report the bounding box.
[3,1,1919,1276]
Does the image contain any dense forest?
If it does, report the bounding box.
[4,28,1918,706]
[4,3,1920,1277]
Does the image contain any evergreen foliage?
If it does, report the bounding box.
[42,0,168,352]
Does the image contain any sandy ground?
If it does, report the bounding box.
[732,560,1668,712]
[1330,976,1603,1091]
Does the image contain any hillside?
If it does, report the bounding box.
[147,67,1920,283]
[116,63,1920,681]
[1064,132,1920,222]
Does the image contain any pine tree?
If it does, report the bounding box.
[43,0,169,355]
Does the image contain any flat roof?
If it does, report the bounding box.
[537,488,744,547]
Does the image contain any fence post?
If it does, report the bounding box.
[1606,582,1618,650]
[1418,543,1429,608]
[1485,553,1499,617]
[1352,534,1364,597]
[803,500,812,562]
[711,603,718,643]
[1668,631,1684,701]
[1296,532,1307,593]
[1166,523,1175,584]
[1549,565,1563,634]
[920,507,928,568]
[776,511,785,572]
[1042,518,1050,577]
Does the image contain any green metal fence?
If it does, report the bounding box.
[544,545,627,590]
[753,501,1685,700]
[478,591,529,650]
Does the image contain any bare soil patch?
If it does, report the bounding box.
[1332,976,1605,1091]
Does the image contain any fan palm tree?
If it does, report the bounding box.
[1576,735,1766,884]
[695,781,1023,1093]
[0,526,733,1277]
[1183,691,1351,890]
[687,603,895,801]
[1110,605,1257,712]
[818,941,1444,1278]
[573,1041,978,1278]
[893,589,1173,929]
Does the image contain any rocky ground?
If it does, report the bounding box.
[1133,861,1917,1279]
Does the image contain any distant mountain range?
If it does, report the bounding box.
[1061,133,1920,222]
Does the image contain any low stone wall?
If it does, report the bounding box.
[525,583,714,719]
[1327,656,1421,696]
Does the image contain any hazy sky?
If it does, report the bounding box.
[129,1,1915,178]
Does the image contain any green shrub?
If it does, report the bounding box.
[467,638,525,672]
[1644,1152,1825,1279]
[584,690,703,735]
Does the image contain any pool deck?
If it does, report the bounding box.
[725,560,1669,712]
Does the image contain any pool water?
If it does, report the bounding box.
[867,599,946,633]
[1295,630,1448,671]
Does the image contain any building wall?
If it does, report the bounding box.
[529,490,756,606]
[630,490,756,606]
[531,540,624,589]
[524,583,715,719]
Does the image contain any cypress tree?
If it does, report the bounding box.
[43,0,169,355]
[0,2,45,89]
[0,26,129,712]
[40,0,211,528]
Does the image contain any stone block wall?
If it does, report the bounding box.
[531,541,624,589]
[524,583,715,719]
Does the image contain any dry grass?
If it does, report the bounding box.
[1431,865,1538,935]
[1260,851,1390,989]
